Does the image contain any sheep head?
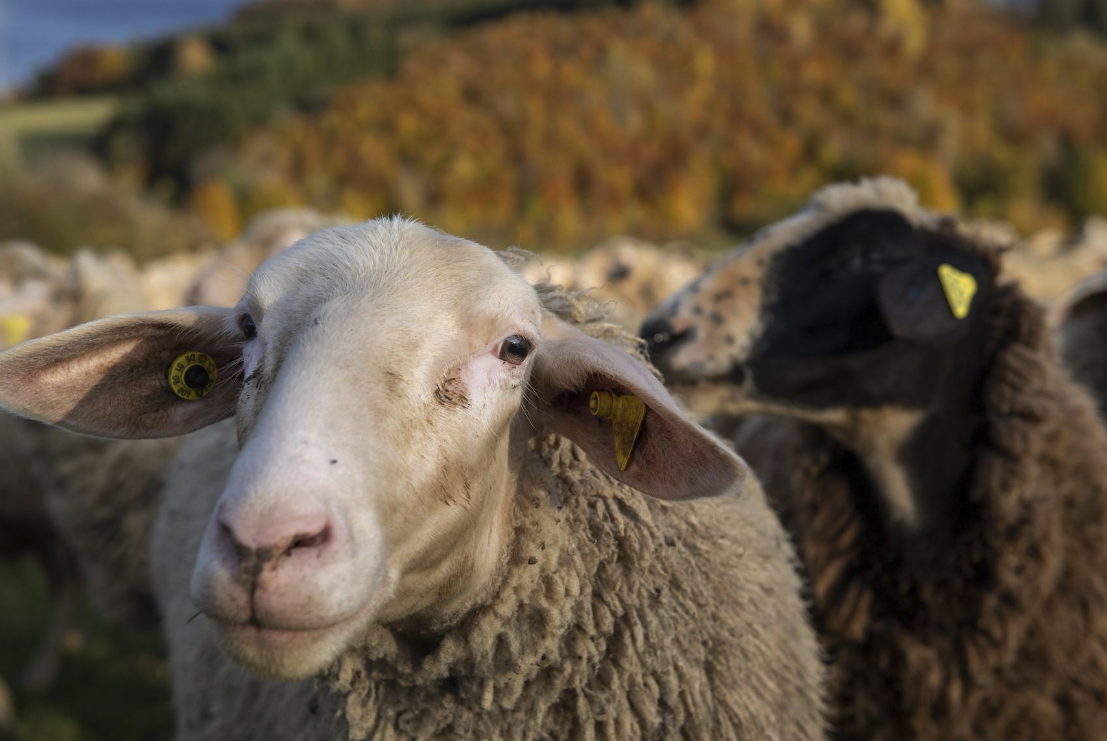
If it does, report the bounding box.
[0,217,748,682]
[641,178,1009,528]
[641,178,1001,421]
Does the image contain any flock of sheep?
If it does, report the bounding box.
[1,177,1107,739]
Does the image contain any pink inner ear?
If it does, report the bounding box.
[540,370,748,501]
[0,308,243,439]
[47,334,241,438]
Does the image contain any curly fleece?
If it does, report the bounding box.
[314,280,825,739]
[325,432,824,740]
[154,280,826,741]
[732,277,1107,740]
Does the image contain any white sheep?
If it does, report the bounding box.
[519,236,707,332]
[0,217,827,740]
[185,207,348,308]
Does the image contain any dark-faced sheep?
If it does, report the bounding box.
[0,217,827,740]
[642,178,1107,740]
[1057,269,1107,422]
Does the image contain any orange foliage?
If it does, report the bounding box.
[201,0,1107,247]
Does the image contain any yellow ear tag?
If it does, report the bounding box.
[937,264,977,320]
[589,390,646,471]
[0,314,31,346]
[168,352,218,401]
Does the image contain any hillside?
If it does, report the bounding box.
[176,0,1107,249]
[7,0,1107,256]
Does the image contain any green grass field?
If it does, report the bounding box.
[0,97,117,163]
[0,559,172,741]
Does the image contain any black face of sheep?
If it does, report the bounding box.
[644,208,994,406]
[642,190,1000,530]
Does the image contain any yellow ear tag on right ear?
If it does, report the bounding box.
[590,390,646,471]
[0,314,31,346]
[168,351,218,401]
[937,264,977,320]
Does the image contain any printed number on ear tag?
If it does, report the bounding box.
[168,352,218,401]
[0,314,31,346]
[937,264,978,320]
[589,390,646,472]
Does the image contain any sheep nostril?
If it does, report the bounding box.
[289,527,329,553]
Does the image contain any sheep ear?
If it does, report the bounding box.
[1058,271,1107,321]
[0,307,242,439]
[529,314,750,501]
[876,253,986,342]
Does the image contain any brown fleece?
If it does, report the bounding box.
[731,281,1107,740]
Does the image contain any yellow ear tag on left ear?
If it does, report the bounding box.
[0,314,31,346]
[168,352,218,401]
[590,390,646,471]
[937,264,978,320]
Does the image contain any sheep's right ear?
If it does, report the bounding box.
[0,307,242,439]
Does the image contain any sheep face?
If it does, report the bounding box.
[192,220,548,679]
[642,181,996,427]
[0,217,748,683]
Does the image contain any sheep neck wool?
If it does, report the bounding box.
[320,431,823,741]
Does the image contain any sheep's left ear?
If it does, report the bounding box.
[528,314,750,501]
[876,253,988,342]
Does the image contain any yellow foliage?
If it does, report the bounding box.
[884,150,960,212]
[241,178,301,221]
[188,180,241,241]
[187,0,1107,247]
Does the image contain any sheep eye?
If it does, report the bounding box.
[498,335,531,365]
[241,314,257,340]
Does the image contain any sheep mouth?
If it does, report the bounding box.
[663,370,757,418]
[217,595,372,644]
[207,585,390,680]
[666,362,750,391]
[210,601,375,681]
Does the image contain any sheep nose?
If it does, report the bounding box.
[640,316,693,373]
[216,510,334,583]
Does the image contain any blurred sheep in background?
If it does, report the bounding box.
[519,236,708,332]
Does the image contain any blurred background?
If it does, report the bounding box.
[0,0,1105,738]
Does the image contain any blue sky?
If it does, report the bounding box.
[0,0,251,90]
